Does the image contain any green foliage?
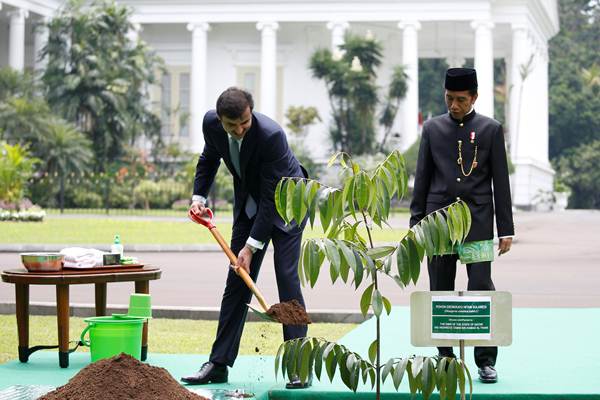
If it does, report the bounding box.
[548,0,600,159]
[274,150,472,397]
[0,142,39,206]
[285,105,323,178]
[0,67,36,101]
[133,179,187,209]
[555,139,600,208]
[285,106,321,135]
[276,337,471,399]
[42,0,164,169]
[309,33,407,155]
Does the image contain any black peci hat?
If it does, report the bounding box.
[445,68,478,91]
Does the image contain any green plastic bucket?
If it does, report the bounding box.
[80,316,145,362]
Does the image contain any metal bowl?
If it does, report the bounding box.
[20,253,64,272]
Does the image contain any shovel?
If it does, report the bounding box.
[187,208,275,322]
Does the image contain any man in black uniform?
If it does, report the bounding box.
[410,68,514,383]
[181,87,310,389]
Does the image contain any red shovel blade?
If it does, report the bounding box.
[188,208,215,229]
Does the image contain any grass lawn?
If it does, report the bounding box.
[0,217,408,245]
[0,315,356,365]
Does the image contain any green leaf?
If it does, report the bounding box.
[314,342,325,381]
[367,339,378,364]
[407,361,420,394]
[352,250,364,289]
[382,296,392,315]
[392,358,408,390]
[446,358,457,400]
[342,176,356,220]
[457,357,466,398]
[292,180,307,224]
[448,205,463,244]
[366,245,396,259]
[434,211,450,255]
[286,339,300,380]
[275,179,286,222]
[308,241,322,287]
[411,356,424,379]
[327,152,343,167]
[285,179,296,226]
[397,242,411,286]
[305,180,319,228]
[382,358,395,383]
[319,188,333,232]
[355,171,370,210]
[421,357,435,400]
[274,343,285,379]
[338,240,357,272]
[372,289,383,318]
[298,339,312,384]
[406,237,421,285]
[360,283,374,317]
[460,201,472,240]
[325,345,338,382]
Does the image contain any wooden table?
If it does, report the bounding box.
[1,266,162,368]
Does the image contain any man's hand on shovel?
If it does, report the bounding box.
[235,246,253,276]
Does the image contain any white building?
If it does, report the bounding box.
[0,0,559,209]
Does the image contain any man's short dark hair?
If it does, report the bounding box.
[216,87,254,119]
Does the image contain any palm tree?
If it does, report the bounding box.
[42,119,93,212]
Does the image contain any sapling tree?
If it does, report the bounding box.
[273,150,473,399]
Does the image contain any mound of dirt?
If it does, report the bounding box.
[39,353,208,400]
[266,299,312,325]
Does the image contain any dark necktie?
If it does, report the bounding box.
[229,137,257,218]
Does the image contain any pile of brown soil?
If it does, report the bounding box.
[39,353,208,400]
[266,299,312,325]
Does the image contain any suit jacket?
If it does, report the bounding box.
[193,110,307,243]
[409,110,514,242]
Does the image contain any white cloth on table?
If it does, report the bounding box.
[60,247,105,269]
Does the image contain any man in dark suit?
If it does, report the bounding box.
[410,68,514,384]
[181,87,310,389]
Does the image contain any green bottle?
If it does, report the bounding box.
[111,234,124,257]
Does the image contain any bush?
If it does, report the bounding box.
[72,188,103,209]
[134,179,187,209]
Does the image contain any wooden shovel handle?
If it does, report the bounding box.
[209,227,270,313]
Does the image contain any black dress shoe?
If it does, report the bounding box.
[285,374,312,389]
[181,361,228,385]
[478,365,497,383]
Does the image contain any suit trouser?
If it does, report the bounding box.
[428,254,497,368]
[209,213,308,367]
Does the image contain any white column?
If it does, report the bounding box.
[509,23,554,209]
[397,21,421,151]
[9,9,29,72]
[508,24,529,160]
[187,22,211,153]
[326,21,349,53]
[256,21,279,119]
[471,20,495,118]
[33,17,49,74]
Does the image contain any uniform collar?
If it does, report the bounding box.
[449,107,476,125]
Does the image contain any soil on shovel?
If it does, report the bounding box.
[266,299,312,325]
[39,353,208,400]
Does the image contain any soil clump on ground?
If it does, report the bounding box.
[39,353,208,400]
[266,299,311,325]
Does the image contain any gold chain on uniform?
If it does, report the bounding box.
[457,140,478,177]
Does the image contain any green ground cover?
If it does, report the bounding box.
[0,217,408,244]
[0,315,356,365]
